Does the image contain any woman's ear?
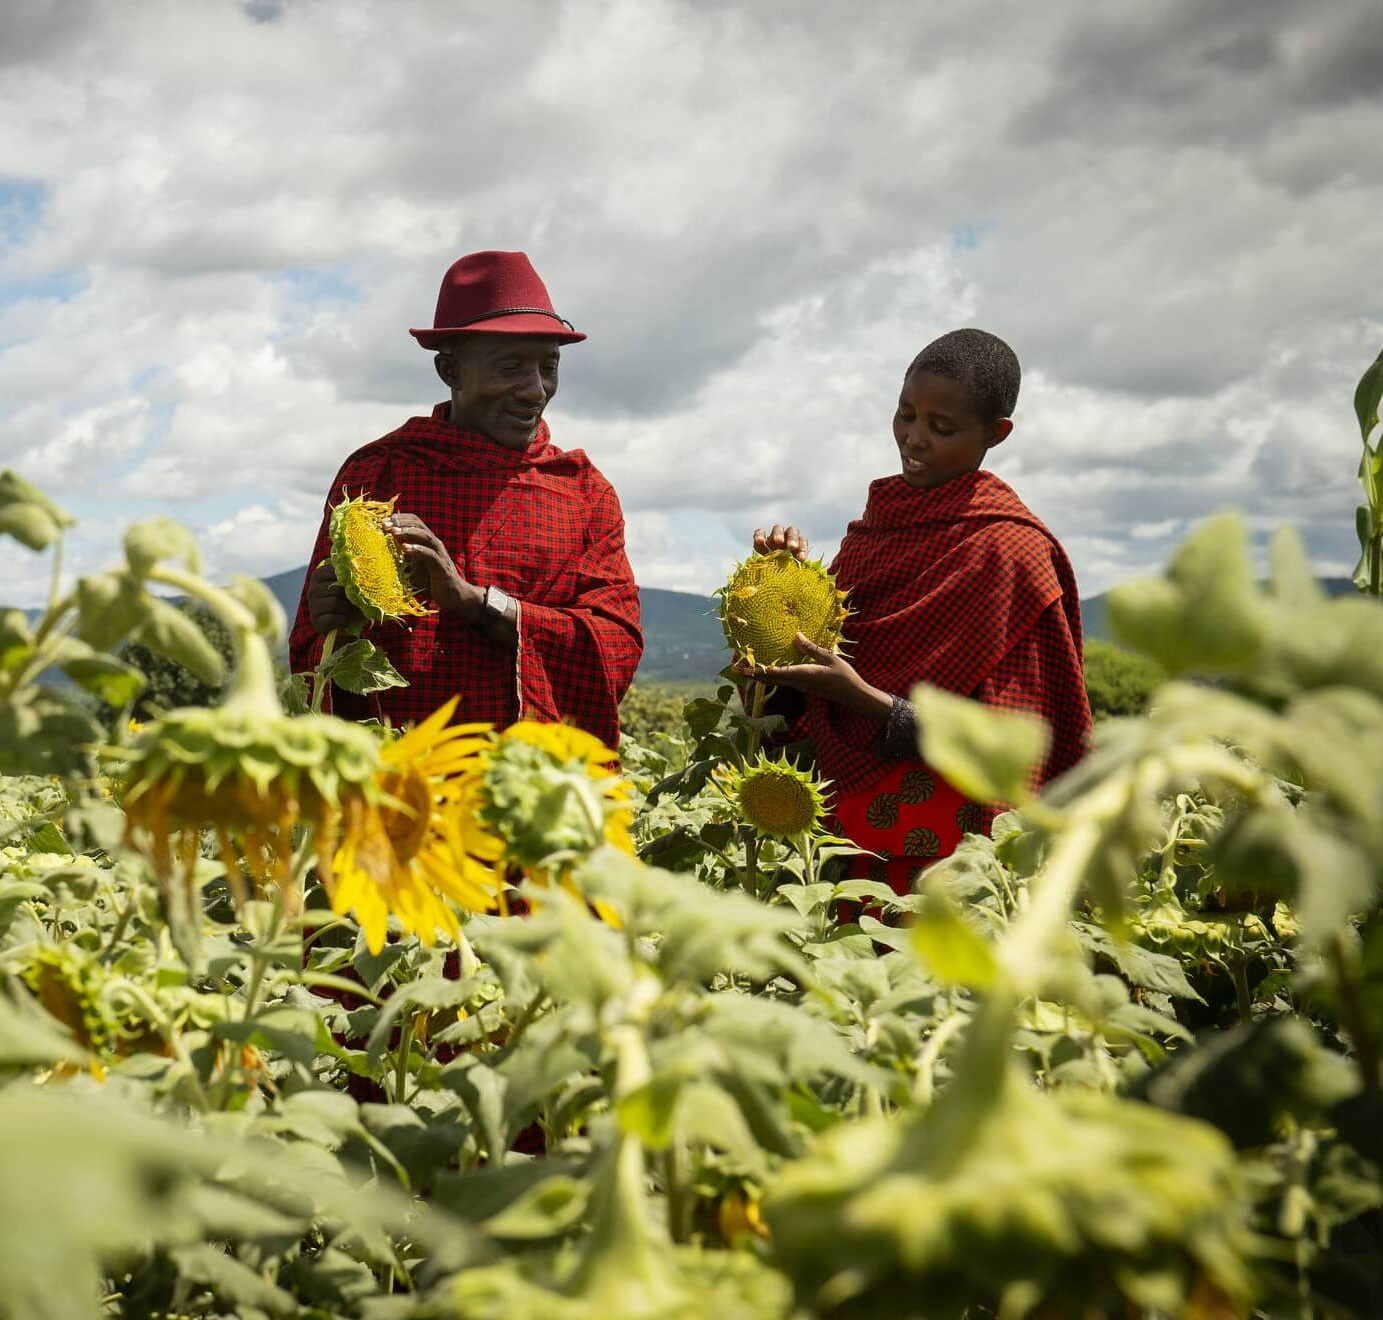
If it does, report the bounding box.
[988,417,1014,448]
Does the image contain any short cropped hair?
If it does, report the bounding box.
[907,329,1021,422]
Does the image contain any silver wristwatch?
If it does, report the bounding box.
[481,584,516,624]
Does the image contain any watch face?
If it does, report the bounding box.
[486,586,513,615]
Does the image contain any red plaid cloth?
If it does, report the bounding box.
[805,469,1090,797]
[288,404,643,745]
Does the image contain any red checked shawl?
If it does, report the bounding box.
[803,469,1090,795]
[288,405,643,746]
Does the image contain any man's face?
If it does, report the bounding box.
[892,369,1009,490]
[442,335,561,450]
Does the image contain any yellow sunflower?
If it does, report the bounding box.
[717,550,849,668]
[326,697,502,954]
[329,491,433,625]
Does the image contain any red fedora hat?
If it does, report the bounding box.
[410,250,586,349]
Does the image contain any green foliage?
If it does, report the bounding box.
[1082,637,1163,719]
[4,352,1383,1320]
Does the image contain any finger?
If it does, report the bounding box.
[768,524,787,550]
[752,527,768,553]
[785,527,810,560]
[793,632,832,661]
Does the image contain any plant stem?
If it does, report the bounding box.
[1326,931,1379,1095]
[310,627,339,714]
[394,1016,416,1104]
[1229,956,1253,1023]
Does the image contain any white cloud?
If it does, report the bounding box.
[0,0,1380,612]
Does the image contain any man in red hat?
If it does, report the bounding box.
[288,251,643,747]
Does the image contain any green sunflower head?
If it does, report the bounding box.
[329,491,433,626]
[720,753,830,839]
[717,550,848,668]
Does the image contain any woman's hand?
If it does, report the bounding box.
[734,633,893,722]
[382,512,483,621]
[752,524,810,561]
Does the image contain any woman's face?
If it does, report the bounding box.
[892,369,1009,489]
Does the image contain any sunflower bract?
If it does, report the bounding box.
[479,721,634,918]
[717,550,848,668]
[329,492,433,625]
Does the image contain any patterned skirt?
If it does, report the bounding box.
[831,761,986,897]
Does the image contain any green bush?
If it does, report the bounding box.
[1084,637,1164,719]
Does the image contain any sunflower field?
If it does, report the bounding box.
[3,352,1383,1320]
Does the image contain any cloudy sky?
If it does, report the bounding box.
[2,0,1381,609]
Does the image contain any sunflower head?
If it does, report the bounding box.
[717,550,848,668]
[121,700,381,902]
[719,753,830,839]
[479,720,633,874]
[327,698,503,954]
[329,491,433,625]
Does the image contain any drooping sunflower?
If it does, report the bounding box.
[716,752,830,840]
[326,697,503,954]
[717,550,849,668]
[329,491,433,625]
[478,720,634,917]
[121,630,382,915]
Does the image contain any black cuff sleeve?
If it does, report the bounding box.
[877,694,920,761]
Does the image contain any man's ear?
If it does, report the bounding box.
[988,418,1014,448]
[434,349,463,390]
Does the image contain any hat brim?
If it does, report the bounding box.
[410,314,586,349]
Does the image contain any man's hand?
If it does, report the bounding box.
[752,524,810,561]
[383,512,483,622]
[735,633,892,722]
[307,562,365,636]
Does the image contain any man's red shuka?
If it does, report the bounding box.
[288,405,643,747]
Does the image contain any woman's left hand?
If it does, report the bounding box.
[735,633,890,719]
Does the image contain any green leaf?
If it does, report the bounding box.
[319,637,408,695]
[58,652,147,708]
[123,515,202,578]
[227,574,286,647]
[0,687,103,775]
[616,1076,683,1149]
[1266,527,1324,608]
[912,684,1048,804]
[364,976,479,1063]
[73,571,148,651]
[682,697,726,739]
[0,471,72,551]
[0,609,35,672]
[1107,513,1268,674]
[911,890,998,989]
[168,1243,296,1315]
[1355,348,1383,446]
[138,595,226,686]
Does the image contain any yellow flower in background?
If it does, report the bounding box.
[329,491,433,624]
[328,697,502,954]
[716,752,830,840]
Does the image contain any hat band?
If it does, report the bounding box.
[438,306,576,332]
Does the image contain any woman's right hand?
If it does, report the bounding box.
[752,524,810,561]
